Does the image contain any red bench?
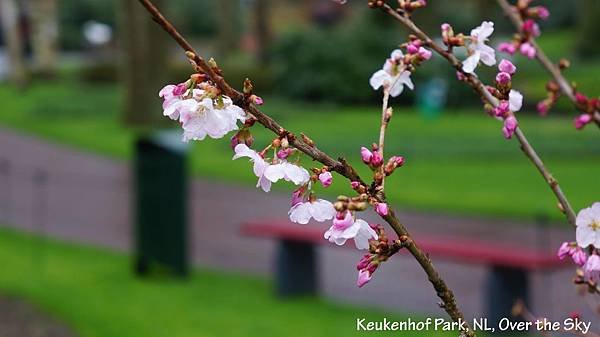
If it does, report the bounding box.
[241,220,568,323]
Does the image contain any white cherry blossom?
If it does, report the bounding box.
[289,199,336,224]
[370,49,414,97]
[462,21,496,74]
[324,211,378,250]
[576,202,600,248]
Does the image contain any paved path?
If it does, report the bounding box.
[0,126,592,321]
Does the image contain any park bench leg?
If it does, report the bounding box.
[275,239,318,297]
[485,265,529,327]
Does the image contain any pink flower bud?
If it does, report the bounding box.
[536,6,550,19]
[522,19,540,37]
[557,242,572,260]
[173,82,188,96]
[441,23,451,32]
[456,71,467,81]
[360,147,373,164]
[370,151,383,167]
[498,59,516,74]
[502,116,518,139]
[536,101,549,116]
[574,114,592,130]
[495,72,512,86]
[407,44,419,54]
[356,254,371,270]
[318,171,333,187]
[375,203,389,216]
[250,94,264,105]
[494,101,510,117]
[498,42,517,55]
[572,249,588,267]
[350,181,360,189]
[357,269,372,288]
[584,254,600,283]
[575,93,588,106]
[520,42,536,59]
[392,156,405,167]
[418,47,432,60]
[230,129,254,150]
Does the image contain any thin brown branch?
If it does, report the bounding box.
[496,0,600,127]
[378,88,391,189]
[379,3,577,227]
[136,1,474,335]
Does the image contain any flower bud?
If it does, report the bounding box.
[502,116,518,139]
[495,72,512,86]
[375,202,389,216]
[360,147,373,164]
[519,42,536,59]
[277,148,293,160]
[230,129,254,150]
[498,59,516,74]
[574,114,592,130]
[370,151,383,167]
[350,181,360,190]
[417,47,432,60]
[498,42,517,55]
[318,171,333,188]
[494,101,510,117]
[536,101,549,116]
[250,94,263,105]
[521,19,540,37]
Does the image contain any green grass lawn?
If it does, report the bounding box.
[0,228,454,337]
[0,79,598,222]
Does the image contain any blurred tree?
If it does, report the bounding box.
[575,0,600,59]
[254,0,271,64]
[0,0,27,86]
[119,0,168,126]
[217,0,241,59]
[28,0,59,76]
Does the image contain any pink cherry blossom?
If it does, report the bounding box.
[557,242,587,267]
[289,199,336,224]
[462,21,496,74]
[575,202,600,248]
[572,249,588,267]
[324,211,378,250]
[319,171,333,187]
[357,269,372,288]
[498,59,516,74]
[370,49,414,97]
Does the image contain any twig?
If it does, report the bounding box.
[496,0,600,127]
[378,88,391,189]
[136,1,475,335]
[379,3,577,227]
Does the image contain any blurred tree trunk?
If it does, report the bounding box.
[575,0,600,59]
[28,0,58,76]
[0,0,27,87]
[119,0,168,127]
[217,0,240,59]
[254,0,271,65]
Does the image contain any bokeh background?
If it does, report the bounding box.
[0,0,599,336]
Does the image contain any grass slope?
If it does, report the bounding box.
[0,229,451,337]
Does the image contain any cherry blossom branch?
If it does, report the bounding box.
[377,2,577,227]
[496,0,600,128]
[137,0,364,185]
[137,1,474,334]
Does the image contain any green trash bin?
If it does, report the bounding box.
[134,131,188,277]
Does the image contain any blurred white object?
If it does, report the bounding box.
[83,20,112,45]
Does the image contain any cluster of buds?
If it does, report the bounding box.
[383,156,405,176]
[334,194,369,214]
[311,167,333,188]
[361,145,383,169]
[367,0,426,12]
[572,93,599,130]
[441,23,465,49]
[242,78,264,106]
[536,79,562,117]
[272,137,297,161]
[356,225,403,287]
[557,241,587,267]
[402,37,433,65]
[486,60,522,139]
[498,1,550,59]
